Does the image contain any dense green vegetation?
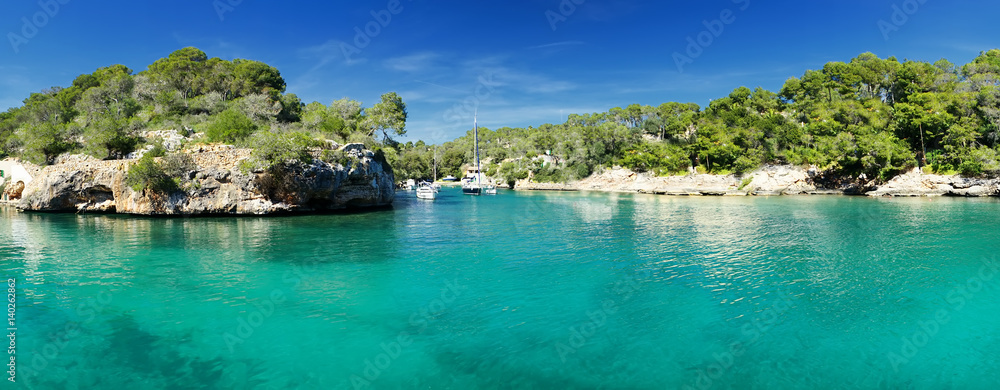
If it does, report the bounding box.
[393,50,1000,184]
[0,47,408,170]
[125,153,178,194]
[6,48,1000,188]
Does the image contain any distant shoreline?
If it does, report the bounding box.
[511,165,1000,198]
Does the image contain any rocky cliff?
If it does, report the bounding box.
[16,143,395,215]
[519,165,825,196]
[517,165,1000,197]
[866,168,1000,197]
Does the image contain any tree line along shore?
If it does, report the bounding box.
[3,48,1000,199]
[393,50,1000,190]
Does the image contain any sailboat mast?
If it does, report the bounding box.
[475,112,481,185]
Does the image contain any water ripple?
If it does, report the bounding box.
[4,196,1000,388]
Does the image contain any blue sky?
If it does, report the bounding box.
[1,0,998,143]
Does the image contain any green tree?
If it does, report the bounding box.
[84,118,140,159]
[161,152,196,178]
[126,153,178,193]
[241,131,318,171]
[0,110,18,158]
[893,92,955,163]
[205,109,258,143]
[17,122,76,164]
[363,92,407,144]
[145,47,209,99]
[440,148,467,178]
[621,142,689,174]
[277,93,304,123]
[331,98,363,126]
[394,147,432,180]
[498,160,530,187]
[78,74,139,121]
[302,102,346,140]
[231,59,286,99]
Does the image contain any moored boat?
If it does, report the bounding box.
[416,183,437,200]
[463,113,484,196]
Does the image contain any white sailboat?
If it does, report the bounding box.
[416,182,437,200]
[462,112,483,195]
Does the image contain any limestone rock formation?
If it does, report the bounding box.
[531,165,820,196]
[741,165,817,195]
[17,144,395,215]
[867,168,999,197]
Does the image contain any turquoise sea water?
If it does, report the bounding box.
[3,189,1000,389]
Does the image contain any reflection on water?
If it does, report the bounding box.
[3,195,1000,389]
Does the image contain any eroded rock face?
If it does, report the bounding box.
[867,168,1000,197]
[17,145,395,215]
[742,165,817,195]
[561,165,820,196]
[17,159,125,212]
[522,164,1000,198]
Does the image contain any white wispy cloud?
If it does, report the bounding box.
[411,79,464,94]
[381,54,596,141]
[491,67,577,94]
[527,41,585,50]
[933,41,997,56]
[383,52,440,73]
[393,89,428,102]
[289,39,370,98]
[282,49,591,142]
[524,80,576,94]
[299,39,367,71]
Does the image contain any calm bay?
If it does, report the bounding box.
[3,190,1000,389]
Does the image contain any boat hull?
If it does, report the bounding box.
[416,189,437,200]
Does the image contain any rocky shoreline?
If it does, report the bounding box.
[8,153,999,217]
[514,165,1000,198]
[6,142,395,216]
